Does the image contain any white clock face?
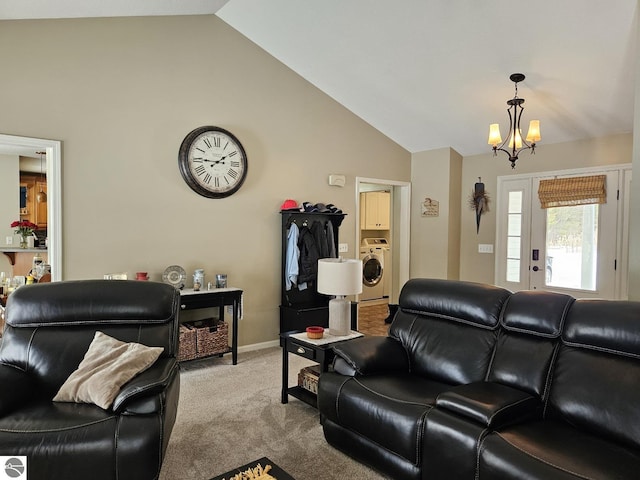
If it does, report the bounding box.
[179,127,248,198]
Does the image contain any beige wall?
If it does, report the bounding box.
[459,133,633,285]
[0,16,411,346]
[410,148,462,279]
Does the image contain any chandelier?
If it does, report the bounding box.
[488,73,541,169]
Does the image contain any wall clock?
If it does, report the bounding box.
[178,126,248,198]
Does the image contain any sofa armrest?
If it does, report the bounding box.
[112,358,179,413]
[435,382,541,428]
[0,363,35,416]
[332,336,409,375]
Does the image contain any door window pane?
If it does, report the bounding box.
[545,204,598,291]
[506,191,523,283]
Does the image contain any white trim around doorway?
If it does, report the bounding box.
[356,177,411,303]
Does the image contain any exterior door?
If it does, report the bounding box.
[529,171,618,298]
[496,166,629,299]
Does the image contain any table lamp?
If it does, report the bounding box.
[317,258,363,336]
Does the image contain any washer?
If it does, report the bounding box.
[360,238,388,301]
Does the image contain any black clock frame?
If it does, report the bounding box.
[178,125,248,199]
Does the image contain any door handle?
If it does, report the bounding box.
[532,266,540,272]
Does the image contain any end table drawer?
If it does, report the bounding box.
[288,340,317,361]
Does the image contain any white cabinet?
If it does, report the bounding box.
[360,191,390,230]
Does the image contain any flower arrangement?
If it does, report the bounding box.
[11,220,37,248]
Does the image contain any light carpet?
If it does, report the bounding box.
[159,347,387,480]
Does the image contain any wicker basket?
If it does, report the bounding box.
[298,365,321,394]
[193,318,229,357]
[177,323,198,361]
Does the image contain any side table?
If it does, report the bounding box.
[179,288,242,365]
[280,330,363,408]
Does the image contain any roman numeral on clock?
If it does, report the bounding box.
[214,136,221,148]
[194,165,206,176]
[203,138,212,149]
[228,169,238,179]
[203,173,212,184]
[230,161,240,168]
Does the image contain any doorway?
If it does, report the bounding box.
[0,134,62,281]
[355,177,411,334]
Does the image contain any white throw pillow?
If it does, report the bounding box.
[53,331,164,409]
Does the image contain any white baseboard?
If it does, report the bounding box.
[237,339,280,353]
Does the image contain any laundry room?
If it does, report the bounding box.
[358,183,394,335]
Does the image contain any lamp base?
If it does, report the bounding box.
[328,296,350,336]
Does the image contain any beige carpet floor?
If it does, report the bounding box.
[160,347,388,480]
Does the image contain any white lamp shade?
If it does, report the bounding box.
[317,258,363,296]
[488,123,502,146]
[526,119,541,143]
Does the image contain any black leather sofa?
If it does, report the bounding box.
[0,280,181,480]
[318,278,640,479]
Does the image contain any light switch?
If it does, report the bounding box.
[478,244,494,254]
[338,243,348,253]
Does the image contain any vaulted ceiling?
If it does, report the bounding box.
[2,0,637,156]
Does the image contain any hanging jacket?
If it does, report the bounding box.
[285,223,301,291]
[311,220,330,259]
[298,225,320,285]
[326,220,337,258]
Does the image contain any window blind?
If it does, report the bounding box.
[538,174,606,209]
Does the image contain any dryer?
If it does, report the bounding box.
[360,238,388,301]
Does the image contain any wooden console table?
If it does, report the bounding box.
[179,288,242,365]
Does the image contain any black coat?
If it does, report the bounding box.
[298,226,320,284]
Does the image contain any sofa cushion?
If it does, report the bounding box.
[6,280,178,327]
[396,278,510,329]
[390,278,510,385]
[324,372,451,465]
[562,299,640,356]
[547,299,640,450]
[436,382,540,428]
[480,420,640,479]
[500,290,574,337]
[53,332,163,409]
[487,291,574,399]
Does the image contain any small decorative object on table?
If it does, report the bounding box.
[212,457,295,480]
[193,269,205,291]
[162,265,186,289]
[221,462,276,480]
[306,326,324,339]
[11,220,37,249]
[216,273,227,288]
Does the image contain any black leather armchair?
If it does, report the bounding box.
[0,280,181,480]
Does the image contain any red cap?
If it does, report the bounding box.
[280,199,300,211]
